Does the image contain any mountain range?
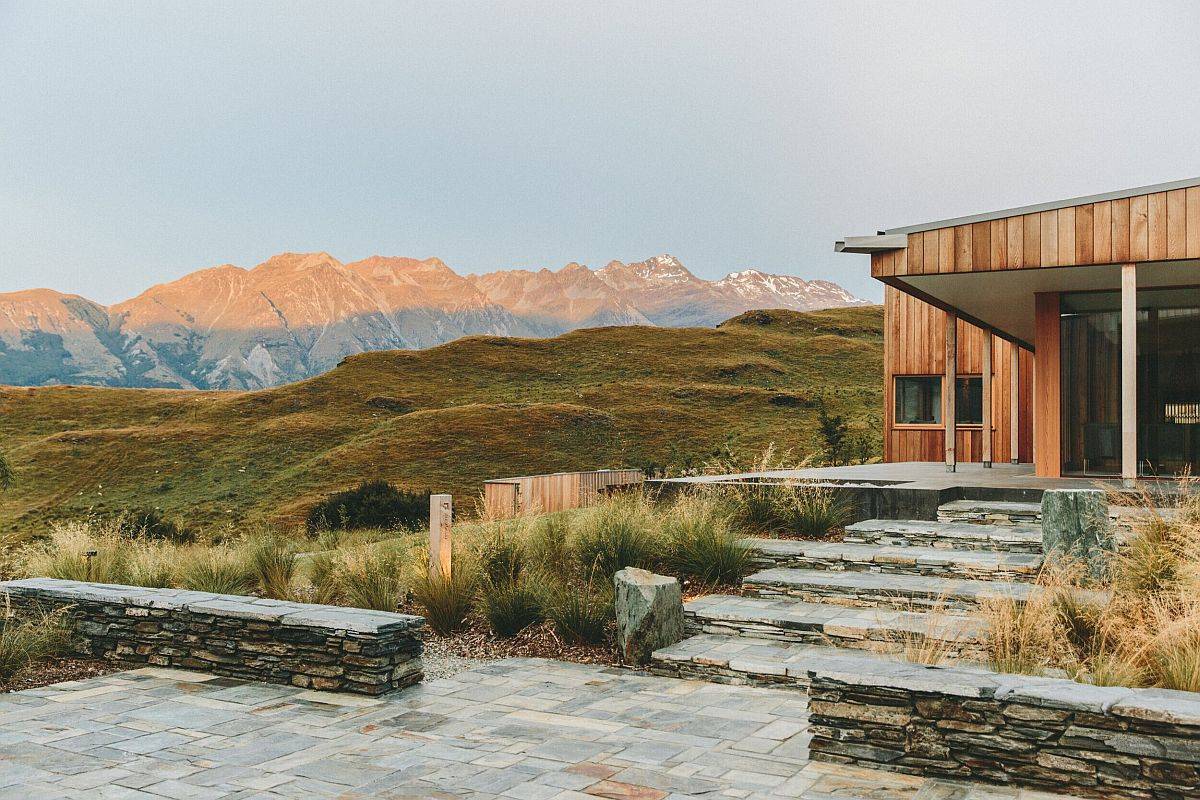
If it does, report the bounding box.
[0,253,867,389]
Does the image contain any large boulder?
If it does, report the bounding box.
[1041,489,1115,581]
[614,567,684,665]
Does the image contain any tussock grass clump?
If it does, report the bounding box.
[773,481,850,538]
[545,574,612,645]
[571,492,662,576]
[412,567,477,635]
[247,534,299,600]
[175,547,254,595]
[334,545,407,612]
[659,492,751,585]
[479,573,547,638]
[0,599,71,682]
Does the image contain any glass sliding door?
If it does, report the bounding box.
[1060,292,1121,475]
[1136,287,1200,476]
[1060,286,1200,477]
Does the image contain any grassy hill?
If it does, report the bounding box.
[0,306,883,536]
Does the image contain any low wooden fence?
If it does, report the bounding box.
[483,469,644,519]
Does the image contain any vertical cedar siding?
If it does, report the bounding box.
[1130,194,1149,261]
[1112,197,1131,262]
[1057,206,1075,266]
[1074,204,1093,264]
[1148,192,1168,260]
[1167,189,1187,259]
[1093,201,1112,263]
[1187,187,1200,258]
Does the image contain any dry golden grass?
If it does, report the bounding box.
[0,307,883,538]
[982,479,1200,690]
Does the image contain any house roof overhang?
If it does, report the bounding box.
[836,176,1200,349]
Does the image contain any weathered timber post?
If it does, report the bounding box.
[429,494,452,579]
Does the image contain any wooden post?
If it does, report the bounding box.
[982,332,993,468]
[945,313,957,472]
[429,494,452,579]
[1010,345,1020,464]
[1121,264,1138,486]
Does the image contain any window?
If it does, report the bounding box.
[895,376,941,424]
[955,377,983,425]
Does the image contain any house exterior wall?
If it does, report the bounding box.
[883,286,1033,464]
[871,185,1200,278]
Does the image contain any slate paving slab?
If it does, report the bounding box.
[0,659,1086,799]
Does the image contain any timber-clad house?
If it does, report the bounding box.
[837,178,1200,484]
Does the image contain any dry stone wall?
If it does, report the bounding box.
[0,578,424,695]
[807,657,1200,799]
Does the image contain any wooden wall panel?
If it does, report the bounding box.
[1033,293,1062,477]
[879,181,1200,277]
[883,287,1030,465]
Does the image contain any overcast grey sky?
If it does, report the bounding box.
[2,1,1199,304]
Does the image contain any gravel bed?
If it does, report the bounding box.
[1,658,120,693]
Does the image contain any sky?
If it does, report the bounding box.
[2,1,1199,305]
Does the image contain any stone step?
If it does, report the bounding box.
[744,538,1042,582]
[741,567,1037,613]
[937,499,1041,526]
[649,632,920,688]
[684,594,987,661]
[844,519,1043,554]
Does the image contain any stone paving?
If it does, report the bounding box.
[0,658,1085,800]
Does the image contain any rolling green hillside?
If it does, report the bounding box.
[0,307,883,536]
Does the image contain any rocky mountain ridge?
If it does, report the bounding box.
[0,252,868,388]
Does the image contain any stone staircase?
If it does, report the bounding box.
[650,498,1046,687]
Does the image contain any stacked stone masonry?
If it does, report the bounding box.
[806,656,1200,800]
[0,578,424,695]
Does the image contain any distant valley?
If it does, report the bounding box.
[0,253,867,389]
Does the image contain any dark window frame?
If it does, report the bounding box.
[894,375,943,426]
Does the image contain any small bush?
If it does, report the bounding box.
[774,482,850,537]
[479,574,546,637]
[125,544,175,588]
[306,481,430,534]
[571,494,661,576]
[545,575,612,645]
[27,520,132,584]
[176,548,254,595]
[336,545,406,611]
[112,508,196,544]
[304,551,342,605]
[412,568,477,635]
[0,600,70,683]
[660,492,751,585]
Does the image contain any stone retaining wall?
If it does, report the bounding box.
[807,657,1200,799]
[0,578,424,695]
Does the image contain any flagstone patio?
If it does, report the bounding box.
[0,658,1084,800]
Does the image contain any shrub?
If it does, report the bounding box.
[176,547,254,595]
[773,482,850,537]
[0,600,70,683]
[479,574,546,637]
[571,494,661,576]
[335,545,406,611]
[660,492,751,585]
[306,481,430,534]
[125,543,176,588]
[411,568,477,635]
[0,451,13,491]
[112,508,196,544]
[545,574,612,645]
